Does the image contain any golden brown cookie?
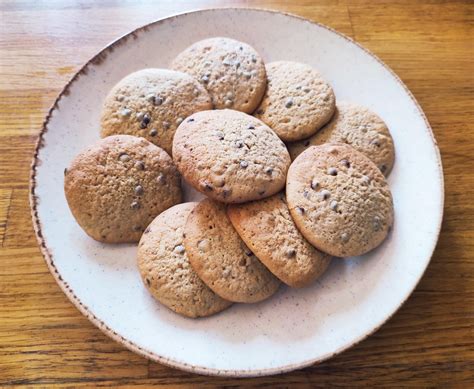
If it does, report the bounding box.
[64,135,182,243]
[100,68,212,155]
[286,143,394,257]
[254,61,335,142]
[228,193,332,288]
[172,109,291,203]
[287,102,395,175]
[171,37,266,113]
[184,198,280,303]
[137,203,231,318]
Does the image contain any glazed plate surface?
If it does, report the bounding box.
[31,8,444,377]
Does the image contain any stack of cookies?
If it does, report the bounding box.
[64,37,395,318]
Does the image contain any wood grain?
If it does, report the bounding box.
[0,0,473,386]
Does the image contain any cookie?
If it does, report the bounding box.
[254,61,336,142]
[137,203,231,318]
[64,135,182,243]
[100,68,212,155]
[184,198,280,303]
[287,102,395,176]
[286,143,394,257]
[170,37,266,113]
[172,109,291,203]
[228,193,332,288]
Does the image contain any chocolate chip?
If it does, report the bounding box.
[320,190,331,200]
[328,167,338,176]
[145,278,151,286]
[149,128,158,137]
[286,249,296,258]
[248,125,255,130]
[330,200,338,211]
[296,86,302,90]
[132,225,142,232]
[135,161,145,170]
[135,185,144,195]
[154,96,164,106]
[215,130,224,140]
[303,87,310,93]
[202,182,213,191]
[303,190,310,199]
[341,232,349,243]
[372,139,381,147]
[234,140,244,148]
[118,153,130,162]
[244,248,253,256]
[285,99,294,108]
[379,164,387,173]
[64,168,68,176]
[144,227,151,234]
[373,216,381,231]
[187,118,195,123]
[130,201,140,210]
[265,167,273,175]
[341,159,350,168]
[256,109,264,115]
[304,140,310,147]
[310,179,319,189]
[240,160,249,169]
[157,173,165,184]
[251,55,257,63]
[201,75,210,83]
[296,206,305,215]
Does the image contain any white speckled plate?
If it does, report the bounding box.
[30,8,444,377]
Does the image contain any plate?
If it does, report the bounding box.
[30,8,444,377]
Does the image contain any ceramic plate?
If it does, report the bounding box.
[30,8,444,377]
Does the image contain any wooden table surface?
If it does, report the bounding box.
[1,0,473,387]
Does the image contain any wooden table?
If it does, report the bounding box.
[1,0,473,386]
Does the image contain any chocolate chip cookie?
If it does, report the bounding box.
[286,143,394,257]
[64,135,182,243]
[254,61,336,142]
[172,109,291,203]
[184,198,280,303]
[171,37,266,113]
[100,68,212,155]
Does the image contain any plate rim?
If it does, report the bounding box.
[29,7,445,377]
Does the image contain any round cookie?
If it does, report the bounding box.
[184,198,280,303]
[64,135,182,243]
[137,203,231,318]
[170,37,266,113]
[228,193,332,288]
[287,102,395,176]
[254,61,336,142]
[172,109,291,203]
[286,143,394,257]
[100,68,212,155]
